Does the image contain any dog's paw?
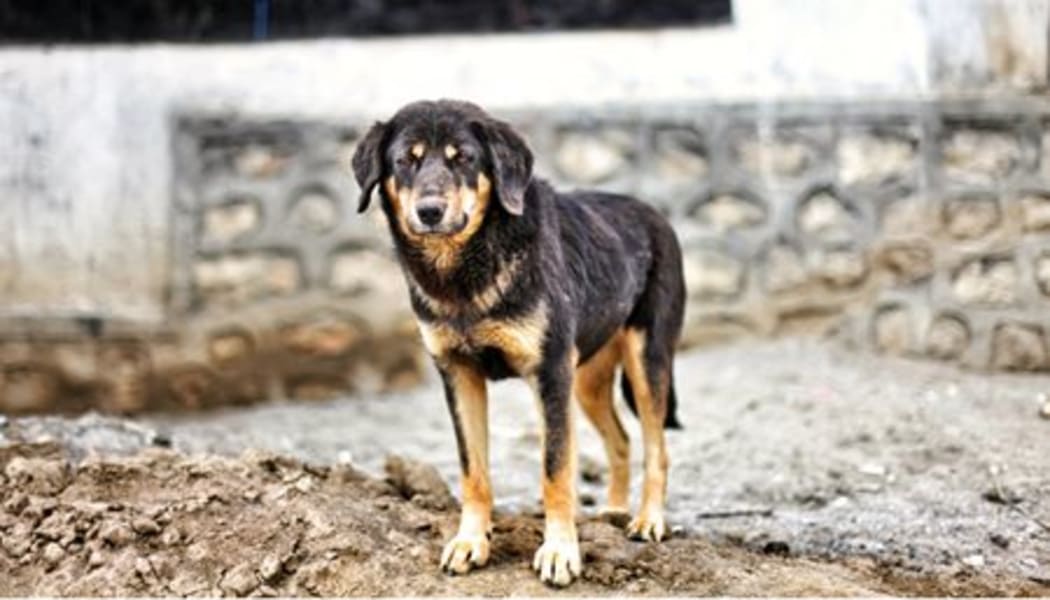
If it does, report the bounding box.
[440,533,490,575]
[627,510,668,542]
[532,538,582,587]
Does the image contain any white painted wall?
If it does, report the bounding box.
[0,0,1045,322]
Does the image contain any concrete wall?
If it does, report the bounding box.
[0,0,1047,413]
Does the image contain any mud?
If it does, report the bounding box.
[3,338,1050,595]
[1,441,1045,596]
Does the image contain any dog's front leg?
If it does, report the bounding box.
[530,350,581,587]
[438,360,492,575]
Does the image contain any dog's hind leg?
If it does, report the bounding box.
[574,331,630,515]
[621,327,673,541]
[620,230,685,541]
[437,360,493,575]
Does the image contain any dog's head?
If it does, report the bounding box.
[351,100,533,237]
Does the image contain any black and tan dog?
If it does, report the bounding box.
[351,100,685,587]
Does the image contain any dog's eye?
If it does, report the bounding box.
[456,151,475,165]
[395,155,415,168]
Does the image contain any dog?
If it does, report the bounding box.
[351,100,685,587]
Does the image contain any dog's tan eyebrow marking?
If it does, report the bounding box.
[445,144,459,160]
[411,142,426,159]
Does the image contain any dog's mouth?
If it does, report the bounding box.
[408,213,469,236]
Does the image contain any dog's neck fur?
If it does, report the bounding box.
[383,183,542,319]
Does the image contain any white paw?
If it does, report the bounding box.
[627,511,668,542]
[532,538,582,587]
[440,532,490,575]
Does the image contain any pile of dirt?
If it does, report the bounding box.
[1,441,1045,596]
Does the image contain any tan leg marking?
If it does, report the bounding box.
[621,328,669,542]
[440,361,493,575]
[574,331,630,514]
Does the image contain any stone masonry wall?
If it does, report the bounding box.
[169,98,1050,385]
[4,97,1050,415]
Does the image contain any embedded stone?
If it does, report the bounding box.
[329,249,404,297]
[991,323,1047,371]
[694,194,766,231]
[288,189,338,233]
[280,318,363,357]
[812,248,867,287]
[193,253,300,307]
[941,128,1022,184]
[1034,253,1050,296]
[1019,193,1050,231]
[877,242,934,283]
[926,315,970,360]
[763,245,807,293]
[683,250,744,299]
[234,145,288,179]
[202,199,262,244]
[837,133,916,186]
[51,343,98,381]
[0,366,58,413]
[555,130,631,184]
[881,195,935,238]
[285,377,349,401]
[737,135,814,177]
[873,306,912,355]
[1042,128,1050,178]
[952,258,1018,306]
[652,127,708,181]
[167,367,220,410]
[208,331,255,365]
[797,191,856,244]
[943,196,1000,239]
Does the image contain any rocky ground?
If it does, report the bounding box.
[2,338,1050,595]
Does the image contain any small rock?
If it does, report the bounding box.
[99,520,135,547]
[1040,398,1050,420]
[989,533,1010,549]
[962,554,985,568]
[4,493,29,515]
[257,585,278,597]
[131,516,161,535]
[858,463,887,477]
[160,527,182,546]
[762,540,791,556]
[42,542,64,569]
[294,476,316,494]
[221,563,260,597]
[580,456,605,484]
[259,555,283,582]
[2,523,32,557]
[982,486,1023,505]
[88,548,106,569]
[0,415,8,427]
[384,455,455,509]
[135,556,154,577]
[599,511,631,529]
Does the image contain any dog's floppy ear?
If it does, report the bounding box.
[473,118,533,216]
[351,121,389,213]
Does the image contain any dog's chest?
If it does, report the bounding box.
[417,309,547,378]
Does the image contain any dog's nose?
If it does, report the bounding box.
[416,202,445,226]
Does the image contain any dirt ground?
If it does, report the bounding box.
[3,338,1050,595]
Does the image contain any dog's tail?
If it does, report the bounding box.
[620,370,683,430]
